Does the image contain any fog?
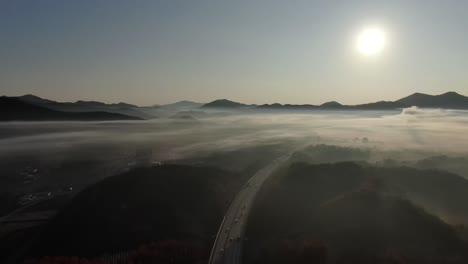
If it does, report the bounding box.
[2,107,468,160]
[2,106,468,194]
[3,107,468,263]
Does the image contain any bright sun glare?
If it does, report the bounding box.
[356,27,386,56]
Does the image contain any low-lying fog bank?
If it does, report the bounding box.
[3,107,468,263]
[1,107,468,159]
[2,107,468,201]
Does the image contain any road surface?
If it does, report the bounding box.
[208,154,290,264]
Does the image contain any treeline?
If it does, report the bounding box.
[24,165,243,261]
[244,162,468,263]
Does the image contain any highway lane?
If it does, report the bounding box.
[208,155,290,264]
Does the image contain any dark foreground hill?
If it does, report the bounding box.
[245,162,468,264]
[25,165,243,260]
[0,97,141,121]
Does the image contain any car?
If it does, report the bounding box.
[225,227,230,233]
[229,237,233,242]
[234,218,239,223]
[219,248,224,254]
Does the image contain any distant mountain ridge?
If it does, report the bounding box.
[16,95,153,119]
[396,91,468,109]
[201,99,252,108]
[19,95,138,108]
[19,94,56,105]
[161,100,203,110]
[3,91,468,121]
[0,97,142,121]
[0,95,206,121]
[202,91,468,110]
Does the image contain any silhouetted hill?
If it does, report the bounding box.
[320,101,342,108]
[10,91,468,114]
[396,91,468,109]
[245,162,468,263]
[349,100,406,110]
[316,190,463,257]
[19,95,138,108]
[72,100,138,108]
[16,95,152,119]
[376,166,468,225]
[10,91,468,115]
[162,100,203,109]
[73,100,107,107]
[257,103,318,110]
[205,91,468,111]
[18,94,56,105]
[202,99,247,108]
[257,103,283,109]
[26,165,241,258]
[0,97,141,121]
[414,155,468,179]
[258,101,405,110]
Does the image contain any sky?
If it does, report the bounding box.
[1,0,468,106]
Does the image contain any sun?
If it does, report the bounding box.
[356,27,386,56]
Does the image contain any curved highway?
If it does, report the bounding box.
[208,155,290,264]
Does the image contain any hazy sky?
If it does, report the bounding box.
[1,0,468,105]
